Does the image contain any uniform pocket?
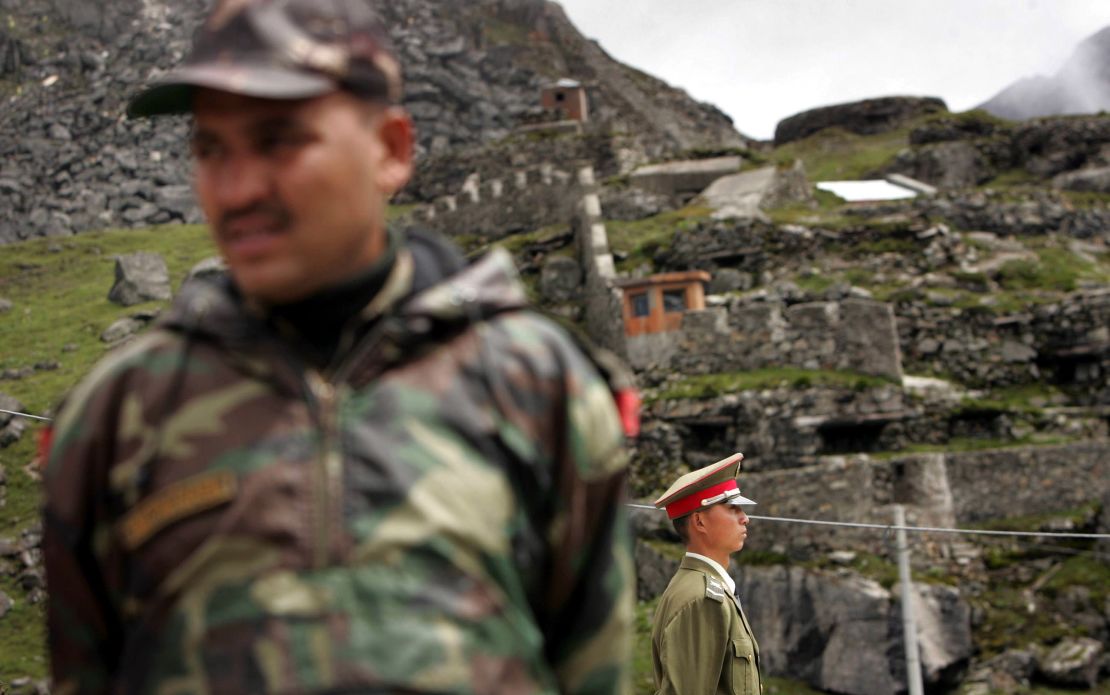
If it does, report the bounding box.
[731,637,756,695]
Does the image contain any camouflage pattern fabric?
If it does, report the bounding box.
[43,246,634,694]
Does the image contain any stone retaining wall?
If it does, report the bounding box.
[737,441,1110,557]
[900,289,1110,400]
[664,298,903,380]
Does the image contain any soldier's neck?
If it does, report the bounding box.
[685,543,731,570]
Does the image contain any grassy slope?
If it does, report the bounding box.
[0,225,217,682]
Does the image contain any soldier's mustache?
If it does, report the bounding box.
[218,202,292,235]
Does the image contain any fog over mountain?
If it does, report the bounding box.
[978,25,1110,120]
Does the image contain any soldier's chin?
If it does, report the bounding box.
[229,265,311,304]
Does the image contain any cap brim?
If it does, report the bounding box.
[127,63,338,118]
[725,494,757,506]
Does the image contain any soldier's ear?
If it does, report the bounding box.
[690,510,706,535]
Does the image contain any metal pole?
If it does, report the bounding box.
[895,505,924,695]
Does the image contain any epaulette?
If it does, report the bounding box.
[704,575,727,603]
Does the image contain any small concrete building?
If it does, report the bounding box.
[618,271,711,337]
[541,78,589,122]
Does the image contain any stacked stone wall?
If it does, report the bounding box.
[737,441,1110,558]
[413,162,581,240]
[900,289,1110,399]
[666,298,903,380]
[945,441,1109,523]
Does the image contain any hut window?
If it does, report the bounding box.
[663,289,687,313]
[630,292,650,317]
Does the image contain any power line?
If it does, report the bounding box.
[626,503,1110,540]
[0,408,52,422]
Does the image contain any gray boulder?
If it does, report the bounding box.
[0,298,11,313]
[957,649,1035,695]
[708,268,754,295]
[539,256,581,303]
[1035,637,1103,688]
[0,393,27,449]
[735,566,972,695]
[1054,166,1110,193]
[108,252,172,307]
[634,539,681,601]
[101,310,160,345]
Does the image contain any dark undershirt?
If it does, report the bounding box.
[267,241,397,368]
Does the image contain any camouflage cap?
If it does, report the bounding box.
[127,0,402,118]
[654,453,756,520]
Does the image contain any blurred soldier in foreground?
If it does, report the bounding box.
[41,1,635,692]
[651,453,762,695]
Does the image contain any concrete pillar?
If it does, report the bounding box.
[483,179,504,200]
[577,166,596,187]
[590,222,610,256]
[582,193,602,220]
[514,170,528,189]
[461,187,480,206]
[540,162,554,185]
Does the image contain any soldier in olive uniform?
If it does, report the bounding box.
[651,453,763,695]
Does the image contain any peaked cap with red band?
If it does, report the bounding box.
[653,453,756,520]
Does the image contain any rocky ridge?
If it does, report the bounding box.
[0,0,746,244]
[978,25,1110,121]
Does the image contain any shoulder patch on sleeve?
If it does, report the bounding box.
[704,575,727,603]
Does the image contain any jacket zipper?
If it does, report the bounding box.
[302,317,398,568]
[306,369,342,569]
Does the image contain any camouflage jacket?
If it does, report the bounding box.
[43,243,634,695]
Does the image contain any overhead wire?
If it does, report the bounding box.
[626,503,1110,540]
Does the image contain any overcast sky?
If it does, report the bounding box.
[556,0,1110,140]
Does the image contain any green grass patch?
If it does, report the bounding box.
[491,223,571,256]
[633,598,658,694]
[974,584,1081,658]
[739,550,791,566]
[973,502,1100,536]
[643,538,685,563]
[0,225,217,415]
[983,169,1041,190]
[1041,555,1110,603]
[0,571,47,683]
[794,274,836,294]
[480,17,532,46]
[773,126,910,181]
[1060,190,1110,208]
[954,383,1065,416]
[651,368,892,402]
[0,224,221,681]
[386,203,419,222]
[605,205,713,273]
[888,434,1073,458]
[996,245,1110,292]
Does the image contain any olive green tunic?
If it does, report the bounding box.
[651,556,762,695]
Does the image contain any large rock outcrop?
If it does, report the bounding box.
[774,96,947,146]
[0,0,746,244]
[737,565,972,695]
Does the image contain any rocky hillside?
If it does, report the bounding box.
[0,0,746,245]
[978,25,1110,121]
